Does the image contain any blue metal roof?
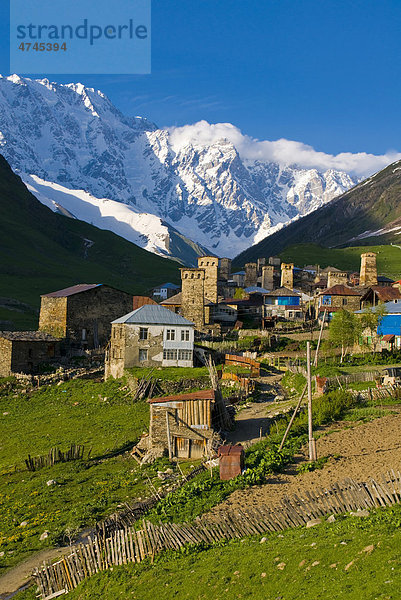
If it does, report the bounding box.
[244,286,270,294]
[112,305,194,326]
[154,282,180,290]
[357,300,401,314]
[232,271,245,275]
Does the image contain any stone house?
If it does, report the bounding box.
[148,389,217,459]
[105,305,195,379]
[263,287,303,321]
[316,285,362,320]
[360,286,401,309]
[39,284,133,350]
[0,331,60,377]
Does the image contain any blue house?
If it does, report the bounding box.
[263,287,303,320]
[376,300,401,349]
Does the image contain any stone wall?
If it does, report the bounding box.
[327,271,348,288]
[320,294,361,312]
[198,256,218,304]
[39,296,68,338]
[360,252,378,286]
[245,263,258,287]
[0,338,12,377]
[281,263,294,289]
[0,339,60,376]
[218,258,231,281]
[181,268,205,329]
[261,265,274,290]
[66,286,133,348]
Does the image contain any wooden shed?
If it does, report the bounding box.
[148,389,217,459]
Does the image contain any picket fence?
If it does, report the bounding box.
[34,469,401,599]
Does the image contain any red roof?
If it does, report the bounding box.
[382,334,395,342]
[133,296,157,310]
[148,389,216,404]
[42,284,102,297]
[320,285,362,296]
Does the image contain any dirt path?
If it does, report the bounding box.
[211,410,401,517]
[227,374,293,447]
[0,529,91,599]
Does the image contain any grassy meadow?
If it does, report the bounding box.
[279,243,401,278]
[0,376,152,573]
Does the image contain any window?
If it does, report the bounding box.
[139,349,148,362]
[322,296,331,306]
[342,298,348,306]
[81,328,87,341]
[163,349,177,360]
[181,329,190,341]
[178,350,192,361]
[139,327,148,340]
[166,329,175,341]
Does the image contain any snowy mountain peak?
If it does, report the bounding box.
[0,75,363,259]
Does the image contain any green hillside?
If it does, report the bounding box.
[0,155,180,330]
[19,504,401,600]
[278,243,401,278]
[234,159,401,266]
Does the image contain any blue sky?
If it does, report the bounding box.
[1,0,401,156]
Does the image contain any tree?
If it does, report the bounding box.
[360,304,388,351]
[234,287,246,299]
[329,309,362,362]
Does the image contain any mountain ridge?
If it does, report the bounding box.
[0,75,360,260]
[233,159,401,267]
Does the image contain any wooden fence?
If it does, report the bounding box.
[34,469,401,599]
[221,371,256,394]
[225,354,261,377]
[25,445,89,472]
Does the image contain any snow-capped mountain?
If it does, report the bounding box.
[0,75,359,259]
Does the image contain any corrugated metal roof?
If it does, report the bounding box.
[42,284,102,298]
[148,389,215,404]
[244,286,270,294]
[132,296,157,310]
[266,287,301,297]
[161,292,182,305]
[112,304,195,326]
[320,285,362,296]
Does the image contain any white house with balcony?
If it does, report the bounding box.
[105,305,195,378]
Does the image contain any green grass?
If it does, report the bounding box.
[278,243,401,278]
[19,504,401,600]
[0,377,152,573]
[126,366,212,382]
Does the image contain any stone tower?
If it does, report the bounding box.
[280,263,294,290]
[257,257,266,273]
[327,271,348,288]
[245,263,258,287]
[360,252,378,286]
[219,258,232,281]
[181,268,205,329]
[198,256,218,303]
[261,265,274,290]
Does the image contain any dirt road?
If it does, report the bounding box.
[212,410,401,517]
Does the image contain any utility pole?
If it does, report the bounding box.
[307,341,317,461]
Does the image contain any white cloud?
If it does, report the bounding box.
[168,120,401,178]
